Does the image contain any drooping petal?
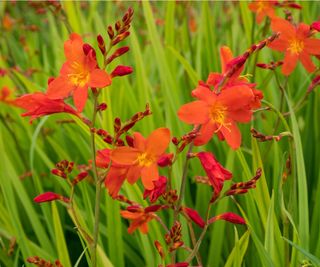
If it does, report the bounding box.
[89,69,112,88]
[141,164,158,190]
[146,128,170,156]
[220,120,241,150]
[299,51,316,73]
[194,121,216,146]
[178,101,209,124]
[281,51,299,75]
[73,86,88,112]
[296,23,310,39]
[111,147,140,165]
[105,166,127,197]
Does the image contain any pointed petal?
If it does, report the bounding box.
[111,147,140,165]
[220,121,241,150]
[105,167,127,197]
[194,122,216,146]
[281,52,299,75]
[46,76,74,99]
[304,39,320,55]
[206,73,222,87]
[271,18,295,39]
[191,85,217,103]
[133,132,146,151]
[146,128,170,156]
[299,51,316,73]
[89,69,112,88]
[268,39,288,52]
[178,101,209,124]
[73,87,88,112]
[64,33,84,62]
[126,164,142,184]
[220,46,233,72]
[141,164,158,190]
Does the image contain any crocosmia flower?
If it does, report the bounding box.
[47,33,112,111]
[110,128,170,190]
[178,85,254,149]
[196,152,232,194]
[248,1,278,24]
[268,18,320,75]
[14,92,80,122]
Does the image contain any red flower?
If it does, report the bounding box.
[196,152,232,194]
[248,1,278,24]
[47,33,111,111]
[268,18,320,75]
[178,85,254,149]
[14,92,80,122]
[209,212,246,225]
[143,176,167,202]
[120,205,158,234]
[110,128,171,190]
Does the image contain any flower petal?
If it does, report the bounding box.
[146,128,171,156]
[304,38,320,55]
[228,109,252,123]
[73,86,88,112]
[89,69,112,88]
[64,33,84,62]
[220,121,241,150]
[281,51,299,76]
[268,39,288,52]
[126,164,142,184]
[194,122,216,146]
[178,101,209,124]
[141,164,158,190]
[219,85,253,110]
[220,46,233,72]
[46,76,74,99]
[299,51,316,73]
[111,147,140,165]
[191,85,217,103]
[271,18,295,39]
[105,166,127,197]
[133,132,146,151]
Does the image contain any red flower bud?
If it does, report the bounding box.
[34,192,70,203]
[72,171,88,185]
[106,46,130,64]
[51,169,67,179]
[97,103,107,111]
[209,212,246,225]
[111,65,133,78]
[157,153,173,167]
[107,26,114,39]
[311,21,320,32]
[154,241,165,259]
[126,135,134,147]
[182,207,205,228]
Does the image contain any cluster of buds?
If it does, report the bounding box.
[163,189,178,205]
[251,128,291,142]
[216,33,279,92]
[165,221,184,252]
[172,127,200,153]
[113,103,152,142]
[26,256,63,267]
[256,61,283,70]
[95,128,113,145]
[51,160,74,179]
[275,1,301,9]
[226,168,262,196]
[28,1,62,15]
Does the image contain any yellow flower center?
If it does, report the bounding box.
[68,61,90,87]
[288,39,304,54]
[137,153,154,167]
[257,1,266,12]
[210,102,231,132]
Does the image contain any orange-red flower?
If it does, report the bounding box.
[178,85,254,149]
[268,18,320,75]
[110,128,170,190]
[249,1,278,24]
[196,152,232,194]
[206,46,263,109]
[47,33,111,112]
[14,93,80,122]
[120,205,160,234]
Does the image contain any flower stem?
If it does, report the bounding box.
[90,93,101,267]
